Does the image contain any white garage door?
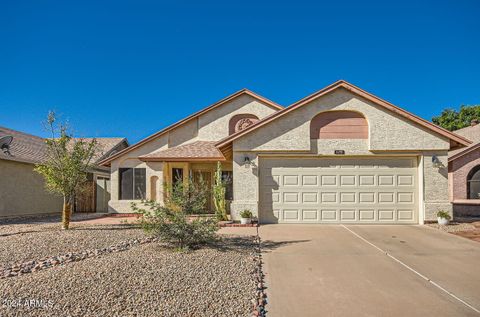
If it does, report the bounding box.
[259,157,418,224]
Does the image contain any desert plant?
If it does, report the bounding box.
[240,209,253,218]
[437,210,452,220]
[165,175,209,214]
[133,200,219,250]
[35,111,97,229]
[213,162,228,221]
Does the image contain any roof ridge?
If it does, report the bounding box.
[99,89,282,166]
[216,80,471,149]
[0,126,46,141]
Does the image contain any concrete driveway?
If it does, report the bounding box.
[260,225,480,317]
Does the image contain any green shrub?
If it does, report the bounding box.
[437,210,452,220]
[133,201,219,250]
[240,209,253,218]
[165,176,209,215]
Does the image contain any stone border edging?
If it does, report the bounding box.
[251,230,267,317]
[1,236,158,279]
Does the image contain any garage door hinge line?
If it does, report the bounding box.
[340,225,480,314]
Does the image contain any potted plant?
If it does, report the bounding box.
[437,210,451,226]
[240,209,253,224]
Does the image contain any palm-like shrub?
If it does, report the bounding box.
[213,162,228,221]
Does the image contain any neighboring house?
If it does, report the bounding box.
[448,121,480,217]
[100,80,470,224]
[0,126,128,217]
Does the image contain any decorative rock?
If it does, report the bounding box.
[0,236,158,279]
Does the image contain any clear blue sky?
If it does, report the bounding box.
[1,0,479,143]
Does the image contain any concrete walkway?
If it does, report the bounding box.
[260,225,480,317]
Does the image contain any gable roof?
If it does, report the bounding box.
[448,124,480,161]
[87,138,129,163]
[99,89,283,166]
[0,126,128,165]
[139,141,225,162]
[216,80,471,150]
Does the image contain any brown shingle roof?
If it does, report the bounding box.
[0,126,48,164]
[139,141,225,162]
[81,138,129,163]
[0,126,128,165]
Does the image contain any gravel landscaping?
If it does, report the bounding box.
[426,222,476,233]
[0,222,145,268]
[0,236,257,317]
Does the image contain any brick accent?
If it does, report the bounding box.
[449,146,480,200]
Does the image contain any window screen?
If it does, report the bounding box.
[119,168,146,200]
[119,168,133,200]
[134,168,146,200]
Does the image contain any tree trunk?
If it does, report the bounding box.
[62,196,72,230]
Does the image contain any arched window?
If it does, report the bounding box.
[310,111,368,139]
[229,114,259,135]
[467,166,480,199]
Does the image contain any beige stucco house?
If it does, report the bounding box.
[0,126,128,217]
[448,122,480,217]
[100,81,470,224]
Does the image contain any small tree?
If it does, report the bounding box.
[35,111,97,230]
[432,105,480,131]
[213,162,228,221]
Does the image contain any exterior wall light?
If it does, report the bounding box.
[244,156,251,168]
[432,155,444,168]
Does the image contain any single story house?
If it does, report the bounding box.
[448,121,480,217]
[0,126,128,217]
[100,80,470,224]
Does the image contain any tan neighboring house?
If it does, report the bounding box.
[0,126,128,217]
[100,80,471,224]
[448,121,480,216]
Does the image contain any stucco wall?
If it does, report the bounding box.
[198,94,278,141]
[422,152,451,220]
[108,94,279,213]
[231,152,259,219]
[109,158,164,213]
[234,88,450,152]
[0,160,63,217]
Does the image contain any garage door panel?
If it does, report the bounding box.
[302,209,319,221]
[321,209,338,221]
[359,209,375,221]
[259,157,418,224]
[340,209,356,221]
[302,175,318,186]
[283,209,300,221]
[340,175,356,186]
[302,192,318,203]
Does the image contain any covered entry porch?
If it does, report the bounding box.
[139,141,233,213]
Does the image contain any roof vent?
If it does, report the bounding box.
[471,119,479,127]
[0,135,13,155]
